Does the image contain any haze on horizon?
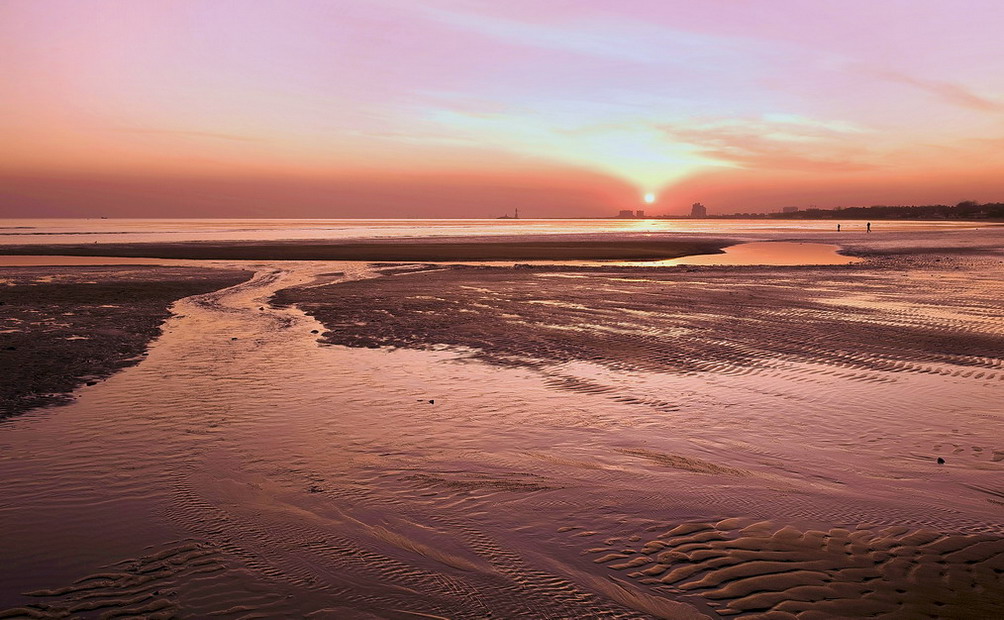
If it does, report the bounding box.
[3,0,1004,218]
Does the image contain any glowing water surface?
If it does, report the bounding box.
[0,217,991,245]
[0,255,207,266]
[663,241,861,266]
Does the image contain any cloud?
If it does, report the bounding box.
[658,118,878,173]
[109,128,260,142]
[417,5,754,67]
[351,129,479,146]
[869,69,1002,112]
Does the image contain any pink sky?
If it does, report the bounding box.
[3,0,1004,217]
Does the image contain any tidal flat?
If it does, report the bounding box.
[1,228,1002,618]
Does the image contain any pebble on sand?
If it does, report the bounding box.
[937,457,946,464]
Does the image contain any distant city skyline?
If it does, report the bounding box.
[3,1,1004,218]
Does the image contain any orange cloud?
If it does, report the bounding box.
[868,69,1004,113]
[658,120,877,173]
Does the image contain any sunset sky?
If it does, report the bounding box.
[3,0,1004,217]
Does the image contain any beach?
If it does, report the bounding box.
[0,226,1002,618]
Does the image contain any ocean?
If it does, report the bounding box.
[0,217,986,245]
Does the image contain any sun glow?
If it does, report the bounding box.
[4,2,1004,217]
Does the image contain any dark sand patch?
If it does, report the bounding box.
[271,253,1004,378]
[0,238,732,262]
[0,266,251,418]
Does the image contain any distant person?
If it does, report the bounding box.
[867,222,871,233]
[837,224,841,232]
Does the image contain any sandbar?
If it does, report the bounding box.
[0,238,733,262]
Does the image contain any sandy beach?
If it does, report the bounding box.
[0,228,1002,618]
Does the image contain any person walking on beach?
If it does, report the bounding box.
[837,224,841,232]
[866,222,871,233]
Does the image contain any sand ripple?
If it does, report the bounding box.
[582,517,1004,618]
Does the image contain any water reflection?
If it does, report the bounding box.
[0,255,201,266]
[0,217,990,246]
[662,241,861,266]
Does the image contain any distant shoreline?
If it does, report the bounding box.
[3,216,1003,221]
[0,239,733,261]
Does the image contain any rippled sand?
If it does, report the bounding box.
[1,232,1003,618]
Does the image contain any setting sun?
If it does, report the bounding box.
[644,193,656,204]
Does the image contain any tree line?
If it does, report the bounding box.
[769,201,1004,220]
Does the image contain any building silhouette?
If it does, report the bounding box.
[690,203,707,218]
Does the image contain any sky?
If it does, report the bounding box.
[3,0,1004,218]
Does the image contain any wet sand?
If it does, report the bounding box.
[1,230,1002,618]
[272,231,1004,617]
[0,237,732,262]
[0,265,252,417]
[277,254,1003,377]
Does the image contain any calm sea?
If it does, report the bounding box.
[0,218,987,245]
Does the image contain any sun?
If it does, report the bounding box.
[643,193,656,204]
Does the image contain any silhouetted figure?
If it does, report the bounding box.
[837,224,841,232]
[866,222,871,233]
